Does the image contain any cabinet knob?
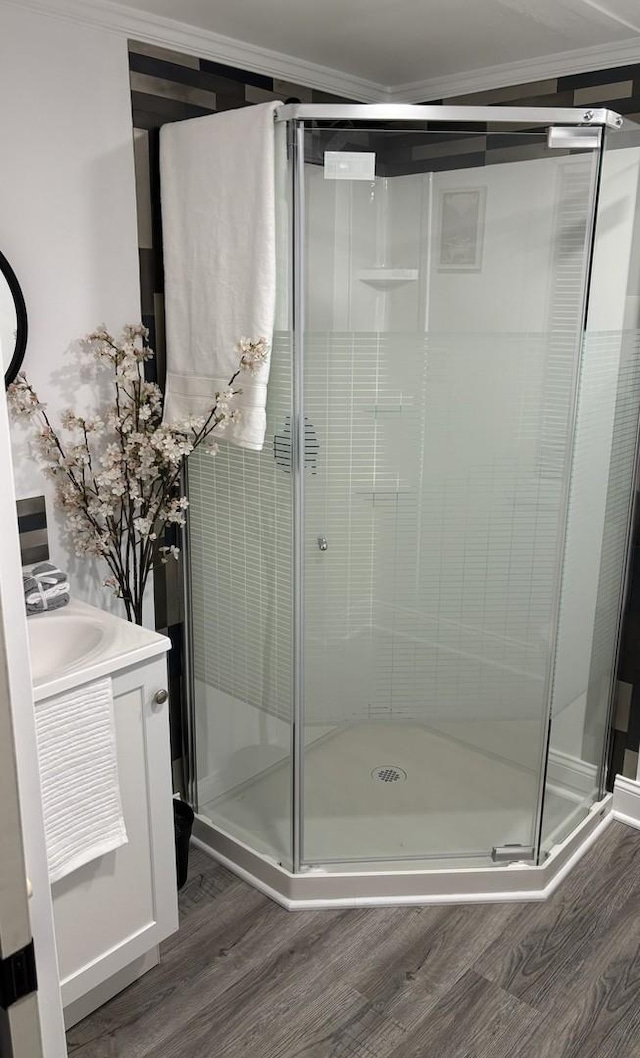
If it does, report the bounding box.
[154,688,169,705]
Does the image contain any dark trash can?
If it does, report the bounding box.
[173,798,194,890]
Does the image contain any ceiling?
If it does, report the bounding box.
[112,0,640,89]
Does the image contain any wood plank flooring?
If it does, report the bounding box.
[67,821,640,1058]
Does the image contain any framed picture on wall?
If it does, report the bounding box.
[437,187,486,272]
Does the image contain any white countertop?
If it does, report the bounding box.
[28,599,171,702]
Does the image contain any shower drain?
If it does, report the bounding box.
[371,765,407,784]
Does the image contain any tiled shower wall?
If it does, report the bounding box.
[129,41,640,782]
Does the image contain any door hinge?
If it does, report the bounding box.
[491,844,535,864]
[0,940,37,1010]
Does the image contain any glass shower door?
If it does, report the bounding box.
[297,121,603,868]
[540,116,640,855]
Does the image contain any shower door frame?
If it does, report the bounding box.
[276,104,622,127]
[283,104,615,873]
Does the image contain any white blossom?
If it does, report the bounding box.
[8,324,247,622]
[7,375,46,417]
[236,336,269,374]
[133,516,152,537]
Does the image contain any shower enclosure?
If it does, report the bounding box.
[184,105,640,905]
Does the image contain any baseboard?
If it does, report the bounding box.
[613,775,640,831]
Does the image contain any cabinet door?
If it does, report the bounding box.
[51,656,178,1009]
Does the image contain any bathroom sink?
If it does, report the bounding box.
[27,612,106,682]
[27,598,170,701]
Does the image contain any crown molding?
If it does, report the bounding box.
[389,35,640,102]
[5,0,640,106]
[1,0,386,102]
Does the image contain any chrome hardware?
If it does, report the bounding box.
[547,126,601,150]
[491,844,535,863]
[274,104,623,131]
[154,689,169,705]
[317,536,328,552]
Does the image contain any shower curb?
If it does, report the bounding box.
[191,793,612,910]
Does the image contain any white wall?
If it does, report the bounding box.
[0,3,141,611]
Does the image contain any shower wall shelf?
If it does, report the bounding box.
[358,268,419,290]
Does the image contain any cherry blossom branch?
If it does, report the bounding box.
[7,328,269,624]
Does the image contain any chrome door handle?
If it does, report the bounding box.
[317,536,328,552]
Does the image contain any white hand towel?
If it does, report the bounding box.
[35,677,127,883]
[160,100,283,451]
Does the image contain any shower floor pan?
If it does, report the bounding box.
[194,721,612,908]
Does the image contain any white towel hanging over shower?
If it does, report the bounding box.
[160,100,283,451]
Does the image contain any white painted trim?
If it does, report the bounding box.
[6,0,640,107]
[388,37,640,103]
[59,922,159,1007]
[192,794,612,909]
[542,810,613,896]
[613,774,640,830]
[1,0,385,101]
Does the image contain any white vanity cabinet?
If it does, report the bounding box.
[29,602,179,1029]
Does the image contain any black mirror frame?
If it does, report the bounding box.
[1,250,28,389]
